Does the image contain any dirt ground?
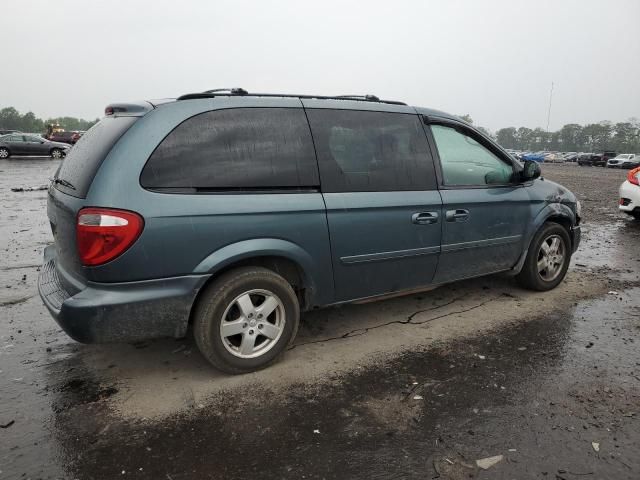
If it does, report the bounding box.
[1,160,639,480]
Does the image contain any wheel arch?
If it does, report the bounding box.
[510,204,576,275]
[192,238,324,312]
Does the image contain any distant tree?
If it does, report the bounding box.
[493,118,638,153]
[0,106,98,133]
[459,114,473,124]
[496,127,517,149]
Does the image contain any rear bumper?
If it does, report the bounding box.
[38,247,210,343]
[619,180,640,213]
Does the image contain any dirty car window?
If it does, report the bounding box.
[140,108,318,190]
[307,109,435,192]
[55,117,137,198]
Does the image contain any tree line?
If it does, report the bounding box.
[3,105,638,153]
[0,106,99,133]
[494,120,640,153]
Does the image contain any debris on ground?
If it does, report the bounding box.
[433,454,478,479]
[1,420,15,429]
[11,185,48,192]
[592,442,600,452]
[476,455,504,470]
[413,395,424,400]
[608,291,618,295]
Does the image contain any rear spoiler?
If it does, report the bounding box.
[104,101,155,117]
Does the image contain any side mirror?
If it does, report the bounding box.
[522,160,541,181]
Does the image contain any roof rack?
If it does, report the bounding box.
[176,89,406,105]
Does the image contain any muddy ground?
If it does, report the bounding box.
[1,160,639,480]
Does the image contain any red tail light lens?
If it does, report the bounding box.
[628,167,640,186]
[76,208,144,266]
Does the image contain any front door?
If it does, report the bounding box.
[24,136,49,155]
[426,121,532,284]
[305,106,442,302]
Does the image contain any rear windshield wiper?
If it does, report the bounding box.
[53,178,76,190]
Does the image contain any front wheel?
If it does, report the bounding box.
[51,148,63,159]
[193,266,300,374]
[517,223,572,291]
[0,147,9,159]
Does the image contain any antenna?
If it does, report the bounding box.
[546,81,554,133]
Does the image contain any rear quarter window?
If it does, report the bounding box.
[140,108,318,191]
[54,117,136,198]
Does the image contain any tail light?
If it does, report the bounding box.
[628,167,640,186]
[76,208,144,266]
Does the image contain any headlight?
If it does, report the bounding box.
[575,200,582,218]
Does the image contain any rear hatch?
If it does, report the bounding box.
[48,116,138,291]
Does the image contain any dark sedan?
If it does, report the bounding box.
[0,134,71,159]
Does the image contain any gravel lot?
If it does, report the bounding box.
[1,159,639,480]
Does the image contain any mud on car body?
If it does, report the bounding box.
[39,89,581,374]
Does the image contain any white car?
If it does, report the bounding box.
[608,154,639,169]
[619,167,640,220]
[544,152,565,163]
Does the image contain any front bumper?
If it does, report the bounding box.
[38,246,210,343]
[571,225,581,253]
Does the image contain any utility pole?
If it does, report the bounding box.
[546,81,554,133]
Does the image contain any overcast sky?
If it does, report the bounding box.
[2,0,639,131]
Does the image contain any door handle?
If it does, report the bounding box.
[412,211,439,225]
[445,209,470,222]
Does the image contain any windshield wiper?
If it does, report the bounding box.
[53,178,76,190]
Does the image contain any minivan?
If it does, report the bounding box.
[39,89,581,374]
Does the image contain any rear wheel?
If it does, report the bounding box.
[50,148,63,159]
[517,223,572,291]
[193,267,300,374]
[0,147,9,159]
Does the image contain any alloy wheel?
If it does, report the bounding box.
[219,289,285,359]
[537,234,566,282]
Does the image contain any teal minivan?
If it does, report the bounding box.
[39,89,581,373]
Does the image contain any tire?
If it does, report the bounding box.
[0,147,9,159]
[516,222,572,291]
[51,148,63,159]
[193,266,300,374]
[631,211,640,221]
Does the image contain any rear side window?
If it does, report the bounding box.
[54,117,136,198]
[140,108,318,191]
[306,109,435,192]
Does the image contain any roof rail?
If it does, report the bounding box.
[176,89,406,105]
[202,88,248,95]
[336,94,381,102]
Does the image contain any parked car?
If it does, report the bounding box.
[607,154,639,169]
[0,134,71,159]
[521,151,547,162]
[70,131,85,144]
[544,152,565,163]
[563,152,579,162]
[579,151,616,167]
[39,90,581,374]
[619,167,640,220]
[0,129,20,136]
[47,131,77,145]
